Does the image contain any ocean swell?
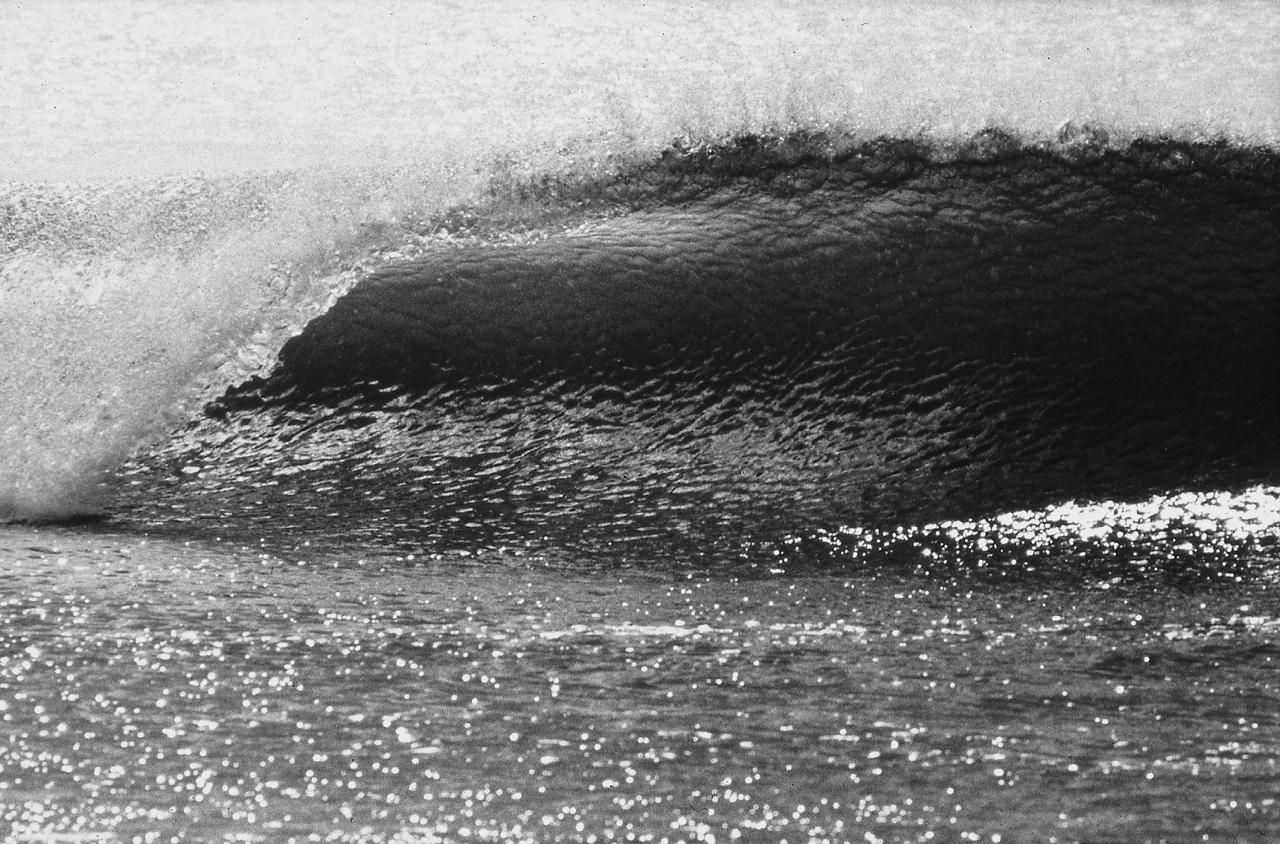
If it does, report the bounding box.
[104,133,1280,558]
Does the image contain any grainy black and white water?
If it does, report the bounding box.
[4,504,1280,843]
[3,2,1280,842]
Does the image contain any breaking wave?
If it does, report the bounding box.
[6,130,1262,563]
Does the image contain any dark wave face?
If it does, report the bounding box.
[108,134,1280,563]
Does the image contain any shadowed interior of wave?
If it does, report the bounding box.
[115,133,1280,561]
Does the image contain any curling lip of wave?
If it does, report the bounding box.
[241,131,1280,390]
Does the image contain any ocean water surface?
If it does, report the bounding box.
[3,2,1280,841]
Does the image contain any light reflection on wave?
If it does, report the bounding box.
[783,485,1280,582]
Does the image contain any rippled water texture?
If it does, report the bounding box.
[2,504,1280,843]
[5,2,1280,842]
[96,137,1280,565]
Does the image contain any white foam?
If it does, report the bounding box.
[0,170,473,518]
[1,0,1277,181]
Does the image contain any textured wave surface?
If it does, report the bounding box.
[95,136,1280,562]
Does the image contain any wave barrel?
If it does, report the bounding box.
[157,135,1280,554]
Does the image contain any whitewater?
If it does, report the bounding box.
[2,1,1280,842]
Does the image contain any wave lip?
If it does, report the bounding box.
[103,133,1280,555]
